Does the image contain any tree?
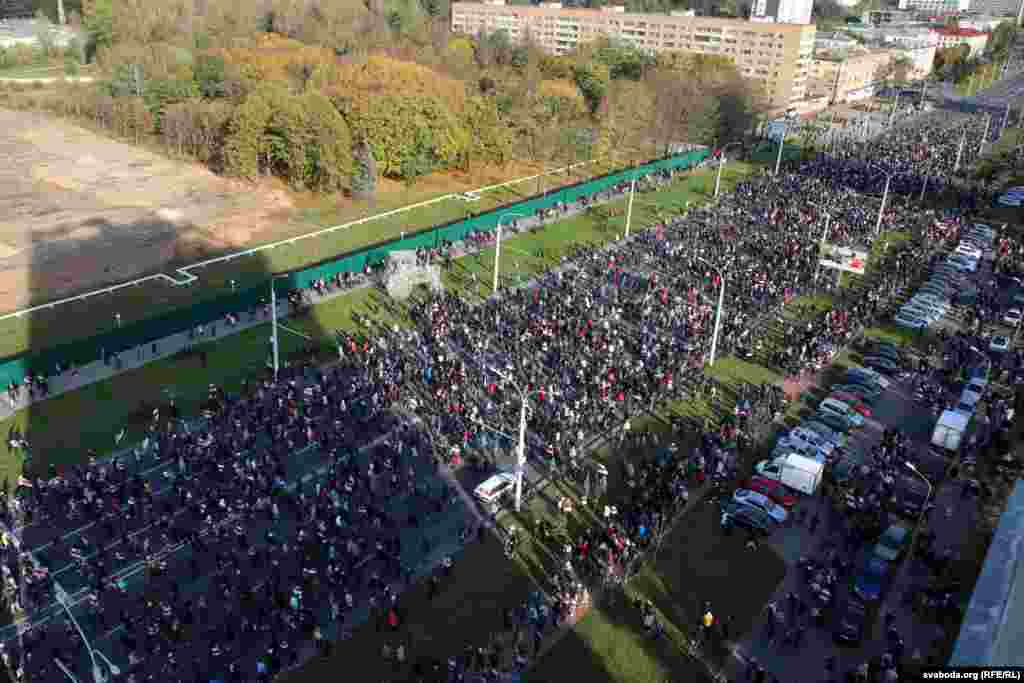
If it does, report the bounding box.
[82,0,113,61]
[572,62,610,116]
[351,136,378,202]
[35,10,55,57]
[194,54,227,98]
[301,90,353,192]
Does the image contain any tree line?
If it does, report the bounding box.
[6,0,760,197]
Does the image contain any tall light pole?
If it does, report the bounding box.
[1001,102,1012,136]
[487,366,552,513]
[270,277,280,382]
[54,584,120,683]
[887,89,901,129]
[902,461,934,591]
[954,125,967,173]
[493,212,527,295]
[875,173,892,237]
[624,172,639,238]
[813,211,832,285]
[773,121,789,177]
[920,172,929,202]
[696,256,726,366]
[714,141,743,199]
[979,113,992,156]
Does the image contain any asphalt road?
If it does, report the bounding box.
[722,238,993,682]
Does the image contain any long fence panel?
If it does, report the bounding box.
[0,150,708,386]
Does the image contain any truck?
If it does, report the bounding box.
[754,452,825,495]
[931,409,969,457]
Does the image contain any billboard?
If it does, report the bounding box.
[819,244,868,275]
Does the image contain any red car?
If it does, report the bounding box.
[828,392,872,418]
[746,477,798,508]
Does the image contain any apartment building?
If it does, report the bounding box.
[808,48,898,102]
[750,0,814,26]
[896,0,971,13]
[451,1,817,110]
[931,26,990,55]
[841,26,938,75]
[968,0,1024,17]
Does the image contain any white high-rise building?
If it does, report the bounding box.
[752,0,814,24]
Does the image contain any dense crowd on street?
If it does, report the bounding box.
[0,105,1006,683]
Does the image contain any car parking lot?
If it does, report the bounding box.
[722,356,982,683]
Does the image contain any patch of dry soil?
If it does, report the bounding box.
[0,108,295,311]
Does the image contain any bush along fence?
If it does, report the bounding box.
[0,149,709,387]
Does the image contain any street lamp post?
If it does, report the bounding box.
[954,126,967,173]
[813,211,832,285]
[714,141,743,199]
[902,461,934,593]
[624,172,640,238]
[875,173,892,238]
[920,172,929,202]
[1001,102,1012,136]
[773,122,788,177]
[696,256,726,366]
[54,584,120,683]
[270,277,279,382]
[979,113,992,156]
[488,366,550,513]
[887,89,901,129]
[493,212,527,296]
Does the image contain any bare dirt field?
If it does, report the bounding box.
[0,108,296,312]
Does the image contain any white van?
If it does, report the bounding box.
[473,472,516,512]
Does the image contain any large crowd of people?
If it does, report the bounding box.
[0,104,1007,683]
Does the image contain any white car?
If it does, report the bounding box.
[1005,309,1022,327]
[733,489,788,524]
[991,335,1011,353]
[955,244,983,260]
[900,304,942,321]
[913,293,949,306]
[908,299,948,315]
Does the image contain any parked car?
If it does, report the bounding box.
[990,335,1011,353]
[799,420,849,447]
[862,355,902,376]
[813,411,854,434]
[847,366,891,389]
[1004,309,1022,327]
[831,383,881,403]
[819,398,865,428]
[732,489,788,523]
[834,597,869,645]
[720,502,777,536]
[894,312,928,329]
[853,556,892,602]
[828,392,872,418]
[872,524,910,562]
[745,477,797,508]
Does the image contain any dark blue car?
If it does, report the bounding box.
[853,556,891,602]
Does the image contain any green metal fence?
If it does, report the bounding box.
[0,149,708,387]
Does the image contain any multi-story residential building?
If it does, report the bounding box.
[451,1,816,110]
[808,48,902,102]
[957,14,1013,29]
[896,0,971,13]
[750,0,814,26]
[967,0,1024,18]
[931,26,990,55]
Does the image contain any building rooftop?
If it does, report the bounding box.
[932,26,987,36]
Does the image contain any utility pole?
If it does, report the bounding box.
[270,278,279,382]
[875,174,891,237]
[57,0,65,25]
[624,175,637,238]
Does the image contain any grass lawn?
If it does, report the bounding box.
[279,533,538,683]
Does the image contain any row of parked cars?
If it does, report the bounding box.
[720,356,899,536]
[895,223,995,331]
